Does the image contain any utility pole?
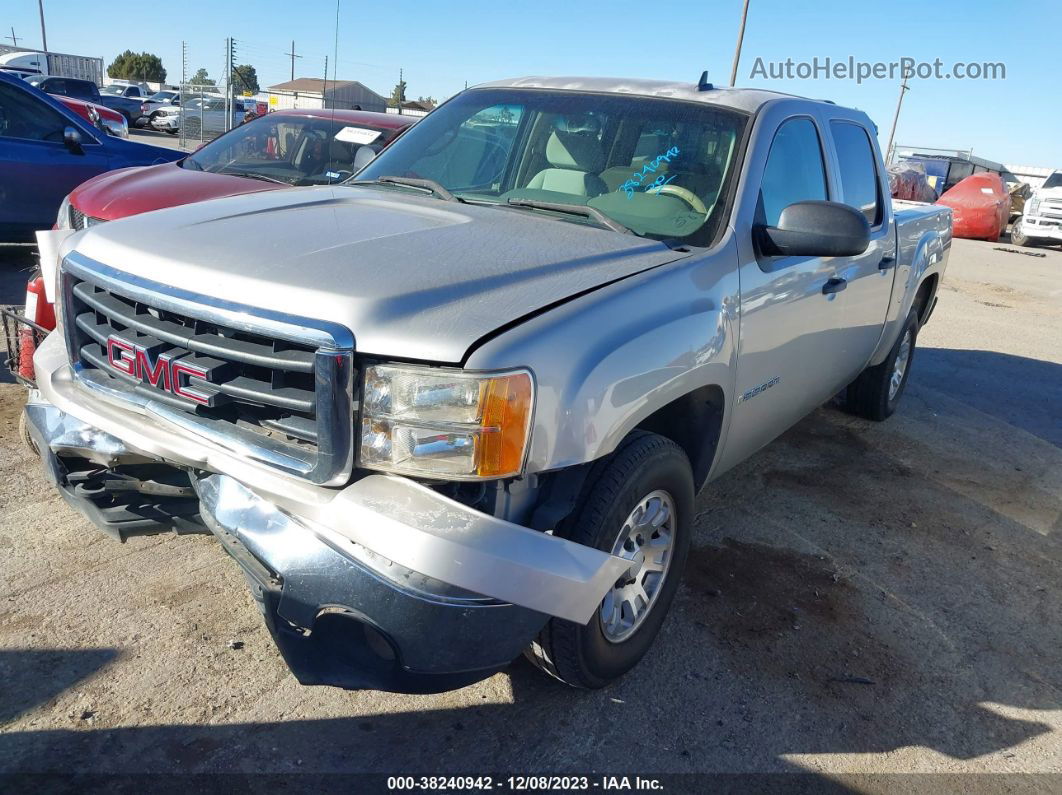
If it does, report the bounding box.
[37,0,48,51]
[6,28,20,47]
[181,40,187,87]
[323,56,328,108]
[396,67,403,115]
[225,37,238,131]
[284,40,302,82]
[728,0,751,87]
[885,73,910,166]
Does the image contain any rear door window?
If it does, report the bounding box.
[830,121,882,225]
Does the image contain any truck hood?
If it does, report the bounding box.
[1033,186,1062,201]
[69,186,683,362]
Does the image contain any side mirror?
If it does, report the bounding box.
[63,126,84,154]
[352,145,377,172]
[755,200,870,258]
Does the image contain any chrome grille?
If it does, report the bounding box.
[61,253,355,485]
[69,206,105,230]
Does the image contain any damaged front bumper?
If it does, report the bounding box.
[27,334,629,692]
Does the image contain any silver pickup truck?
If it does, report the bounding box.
[26,75,951,694]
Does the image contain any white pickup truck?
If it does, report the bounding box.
[1011,170,1062,247]
[27,75,952,694]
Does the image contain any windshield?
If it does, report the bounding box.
[183,114,402,186]
[1043,172,1062,189]
[356,87,747,244]
[100,85,127,96]
[147,91,174,102]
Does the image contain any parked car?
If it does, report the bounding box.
[25,74,101,102]
[60,109,414,230]
[149,95,230,136]
[55,94,129,139]
[137,89,180,128]
[97,82,150,123]
[936,172,1010,241]
[17,108,415,358]
[0,70,181,241]
[25,76,950,695]
[1010,170,1062,247]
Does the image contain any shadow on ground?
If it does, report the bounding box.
[0,341,1058,775]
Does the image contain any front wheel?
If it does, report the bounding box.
[1010,216,1037,247]
[525,431,694,688]
[845,308,919,421]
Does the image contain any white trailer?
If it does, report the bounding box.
[0,46,104,84]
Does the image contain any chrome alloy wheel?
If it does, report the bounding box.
[599,489,676,643]
[889,328,913,401]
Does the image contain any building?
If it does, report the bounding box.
[264,78,388,113]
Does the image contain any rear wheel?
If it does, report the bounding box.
[845,309,919,421]
[525,431,694,689]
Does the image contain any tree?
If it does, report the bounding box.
[231,64,259,94]
[190,68,216,87]
[108,50,166,82]
[389,79,407,107]
[416,95,436,107]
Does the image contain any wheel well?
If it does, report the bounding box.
[913,274,938,325]
[635,384,724,491]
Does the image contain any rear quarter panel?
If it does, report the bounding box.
[869,201,952,365]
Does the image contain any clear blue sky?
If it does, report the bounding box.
[5,0,1056,166]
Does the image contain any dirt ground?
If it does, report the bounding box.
[0,237,1059,787]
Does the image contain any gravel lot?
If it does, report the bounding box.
[0,237,1059,785]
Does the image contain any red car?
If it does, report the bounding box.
[937,172,1012,241]
[61,108,415,228]
[55,95,129,140]
[14,109,415,383]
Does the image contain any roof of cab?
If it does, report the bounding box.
[475,75,833,114]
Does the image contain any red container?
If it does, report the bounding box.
[937,173,1011,241]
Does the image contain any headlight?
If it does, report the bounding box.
[359,364,534,480]
[1027,197,1040,217]
[56,195,71,229]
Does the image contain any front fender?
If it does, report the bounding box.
[465,240,740,474]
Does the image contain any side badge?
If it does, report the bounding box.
[737,376,781,404]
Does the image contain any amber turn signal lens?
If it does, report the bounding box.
[477,372,534,478]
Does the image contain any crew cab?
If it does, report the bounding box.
[1011,170,1062,247]
[26,76,951,694]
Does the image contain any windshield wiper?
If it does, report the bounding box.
[216,169,290,185]
[505,198,631,235]
[352,175,464,203]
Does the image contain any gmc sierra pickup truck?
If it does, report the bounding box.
[26,75,951,694]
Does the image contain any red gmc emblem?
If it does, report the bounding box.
[106,335,215,405]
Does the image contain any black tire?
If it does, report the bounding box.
[845,309,920,421]
[525,431,694,688]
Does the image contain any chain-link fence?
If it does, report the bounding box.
[167,83,255,148]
